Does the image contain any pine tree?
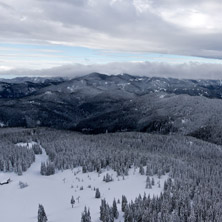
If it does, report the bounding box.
[95,188,101,198]
[146,165,151,176]
[100,199,114,222]
[71,196,75,208]
[103,173,113,183]
[17,163,23,176]
[100,199,106,221]
[146,176,152,189]
[124,205,133,222]
[151,177,155,186]
[122,195,128,212]
[8,160,13,172]
[46,162,55,175]
[40,162,46,175]
[38,204,47,222]
[81,206,91,222]
[112,199,119,219]
[139,165,145,175]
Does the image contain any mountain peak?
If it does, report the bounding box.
[83,72,109,80]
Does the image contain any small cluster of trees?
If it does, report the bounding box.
[40,162,55,176]
[103,173,113,183]
[81,207,91,222]
[100,199,119,222]
[146,176,155,189]
[32,144,42,155]
[0,129,35,175]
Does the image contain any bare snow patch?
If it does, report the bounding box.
[181,118,188,124]
[16,141,38,149]
[44,91,52,95]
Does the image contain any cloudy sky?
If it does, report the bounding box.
[1,0,222,79]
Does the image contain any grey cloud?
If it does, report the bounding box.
[0,2,14,10]
[1,62,222,80]
[0,0,222,58]
[38,0,88,6]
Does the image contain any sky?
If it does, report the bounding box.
[0,0,222,79]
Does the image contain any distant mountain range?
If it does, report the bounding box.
[1,73,222,144]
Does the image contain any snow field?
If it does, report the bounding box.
[0,145,168,222]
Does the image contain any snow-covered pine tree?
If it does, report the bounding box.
[146,176,152,189]
[139,165,145,175]
[46,162,55,175]
[103,173,113,183]
[81,206,91,222]
[38,204,47,222]
[95,188,101,198]
[71,196,75,208]
[121,195,128,212]
[40,162,46,175]
[32,144,42,154]
[124,205,133,222]
[17,163,23,176]
[112,199,119,219]
[151,177,155,186]
[99,199,114,222]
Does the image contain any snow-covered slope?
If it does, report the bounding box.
[0,144,168,222]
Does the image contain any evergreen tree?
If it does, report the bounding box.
[139,165,145,175]
[124,205,133,222]
[8,160,13,172]
[122,195,128,212]
[103,173,113,183]
[100,199,106,221]
[38,204,47,222]
[46,162,55,175]
[17,163,23,176]
[151,177,155,186]
[71,196,75,208]
[146,176,152,189]
[95,188,101,198]
[40,162,46,175]
[112,199,119,219]
[100,199,114,222]
[81,206,91,222]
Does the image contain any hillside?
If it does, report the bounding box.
[1,128,222,221]
[1,73,222,144]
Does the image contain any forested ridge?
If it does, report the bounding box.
[2,74,222,146]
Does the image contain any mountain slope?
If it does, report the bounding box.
[1,73,222,144]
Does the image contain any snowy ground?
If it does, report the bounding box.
[16,141,38,149]
[0,144,168,222]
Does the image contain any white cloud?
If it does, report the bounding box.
[0,65,13,71]
[1,61,222,80]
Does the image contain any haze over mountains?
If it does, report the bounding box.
[0,72,222,144]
